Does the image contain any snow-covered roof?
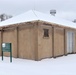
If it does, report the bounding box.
[0,10,76,29]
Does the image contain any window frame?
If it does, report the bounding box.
[43,29,49,37]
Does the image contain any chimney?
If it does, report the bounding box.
[50,10,56,16]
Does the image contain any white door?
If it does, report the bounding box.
[67,31,74,53]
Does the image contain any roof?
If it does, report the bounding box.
[0,10,76,29]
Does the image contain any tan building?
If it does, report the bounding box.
[0,10,76,60]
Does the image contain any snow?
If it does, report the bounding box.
[0,10,76,29]
[0,10,38,26]
[0,54,76,75]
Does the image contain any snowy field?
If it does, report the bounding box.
[0,54,76,75]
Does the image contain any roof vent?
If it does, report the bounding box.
[50,10,56,16]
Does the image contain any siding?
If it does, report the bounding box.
[38,25,52,60]
[54,27,64,57]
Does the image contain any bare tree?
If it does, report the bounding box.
[0,13,13,22]
[0,14,5,21]
[73,19,76,23]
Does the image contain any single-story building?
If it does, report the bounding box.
[0,10,76,60]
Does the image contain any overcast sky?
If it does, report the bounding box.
[0,0,76,21]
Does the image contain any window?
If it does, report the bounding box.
[44,29,49,37]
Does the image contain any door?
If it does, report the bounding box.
[67,31,74,53]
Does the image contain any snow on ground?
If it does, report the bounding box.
[0,54,76,75]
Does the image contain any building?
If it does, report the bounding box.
[0,10,76,60]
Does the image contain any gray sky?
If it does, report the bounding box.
[0,0,76,21]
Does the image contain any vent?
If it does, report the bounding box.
[50,10,56,16]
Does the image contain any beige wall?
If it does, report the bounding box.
[2,29,17,57]
[54,27,64,57]
[18,25,36,60]
[1,23,38,60]
[38,25,52,60]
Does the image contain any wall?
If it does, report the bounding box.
[53,27,64,57]
[18,25,36,60]
[0,22,38,60]
[2,29,18,57]
[38,24,52,60]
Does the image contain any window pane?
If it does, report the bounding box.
[44,29,49,37]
